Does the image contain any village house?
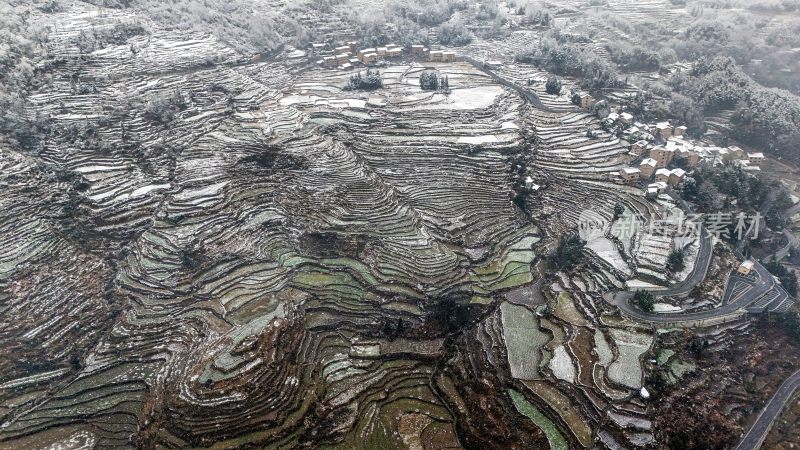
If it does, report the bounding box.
[335,45,351,55]
[623,126,640,138]
[687,151,700,166]
[645,181,669,199]
[620,112,634,124]
[748,152,765,165]
[649,146,674,168]
[668,168,686,186]
[442,51,456,62]
[357,48,377,60]
[428,50,444,62]
[411,44,425,55]
[619,167,641,183]
[737,259,755,276]
[674,125,687,137]
[630,140,648,156]
[577,92,595,109]
[728,145,745,158]
[655,168,671,183]
[640,158,658,178]
[656,121,673,139]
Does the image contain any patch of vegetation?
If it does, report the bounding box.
[613,202,624,220]
[548,234,585,272]
[764,259,798,297]
[72,21,148,53]
[667,249,686,273]
[634,289,655,313]
[38,0,65,13]
[143,89,187,125]
[344,69,383,91]
[419,70,449,91]
[516,31,623,91]
[438,19,473,46]
[544,76,561,95]
[428,295,472,335]
[669,57,800,164]
[606,41,661,71]
[84,0,310,53]
[681,163,769,212]
[781,311,800,343]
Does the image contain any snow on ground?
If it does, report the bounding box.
[653,303,682,313]
[672,236,699,282]
[627,279,662,290]
[549,345,577,383]
[421,86,504,110]
[607,329,652,390]
[587,236,631,276]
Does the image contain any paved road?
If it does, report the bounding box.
[461,56,551,111]
[782,201,800,220]
[608,260,782,324]
[649,227,713,298]
[736,369,800,450]
[773,229,798,261]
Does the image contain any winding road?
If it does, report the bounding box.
[608,259,789,324]
[735,369,800,450]
[461,56,551,111]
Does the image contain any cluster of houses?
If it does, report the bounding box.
[311,41,455,70]
[610,115,768,199]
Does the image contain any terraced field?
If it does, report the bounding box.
[4,0,799,449]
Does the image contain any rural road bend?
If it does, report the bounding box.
[461,56,551,111]
[735,369,800,450]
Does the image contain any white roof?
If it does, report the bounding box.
[634,140,648,146]
[748,152,765,158]
[607,112,620,121]
[671,168,686,177]
[622,167,641,174]
[640,158,657,167]
[656,121,671,129]
[741,260,755,269]
[620,112,633,120]
[655,168,671,176]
